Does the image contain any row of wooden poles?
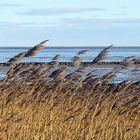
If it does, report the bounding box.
[0,61,140,66]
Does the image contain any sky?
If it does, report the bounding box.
[0,0,140,47]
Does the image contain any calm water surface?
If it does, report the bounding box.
[0,47,140,63]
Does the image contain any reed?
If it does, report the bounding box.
[7,52,26,67]
[71,55,81,67]
[49,66,67,79]
[0,72,140,140]
[77,49,88,55]
[48,54,61,67]
[92,45,113,63]
[122,56,136,67]
[25,39,49,57]
[0,42,140,140]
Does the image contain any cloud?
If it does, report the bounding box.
[111,13,128,16]
[121,6,127,9]
[17,7,106,16]
[1,17,140,31]
[0,3,22,8]
[0,21,59,28]
[60,18,140,26]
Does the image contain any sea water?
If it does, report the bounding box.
[0,47,140,63]
[0,47,140,82]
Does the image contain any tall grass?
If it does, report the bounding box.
[0,42,140,139]
[0,79,140,140]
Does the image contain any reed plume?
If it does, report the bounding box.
[4,52,26,81]
[63,68,87,89]
[0,64,5,70]
[65,72,82,81]
[71,55,81,67]
[71,50,88,67]
[1,41,140,140]
[24,65,49,82]
[65,67,86,82]
[92,45,113,63]
[49,66,67,79]
[114,80,133,92]
[25,39,49,57]
[85,69,97,77]
[77,50,88,55]
[48,54,60,67]
[100,71,114,81]
[75,67,87,73]
[51,54,60,61]
[7,52,26,67]
[122,56,136,67]
[83,70,97,82]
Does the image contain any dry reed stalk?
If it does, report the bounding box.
[26,67,50,82]
[4,40,48,82]
[122,56,136,67]
[71,50,88,67]
[0,73,140,139]
[83,74,97,83]
[92,45,113,63]
[5,64,33,81]
[51,54,60,61]
[3,53,26,82]
[7,52,26,67]
[71,55,81,67]
[65,72,82,82]
[75,67,87,73]
[25,39,49,57]
[48,54,61,67]
[99,71,114,81]
[114,80,133,93]
[65,67,87,82]
[1,40,140,139]
[0,64,5,70]
[82,69,97,82]
[77,50,88,55]
[49,66,67,79]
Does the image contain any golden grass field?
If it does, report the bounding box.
[0,77,140,140]
[0,41,140,140]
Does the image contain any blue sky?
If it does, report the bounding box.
[0,0,140,46]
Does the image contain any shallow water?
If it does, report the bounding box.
[0,47,140,63]
[0,47,140,82]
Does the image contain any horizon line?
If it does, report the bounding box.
[0,45,140,48]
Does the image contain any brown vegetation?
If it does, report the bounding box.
[0,41,140,140]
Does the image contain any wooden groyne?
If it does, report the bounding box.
[0,61,140,67]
